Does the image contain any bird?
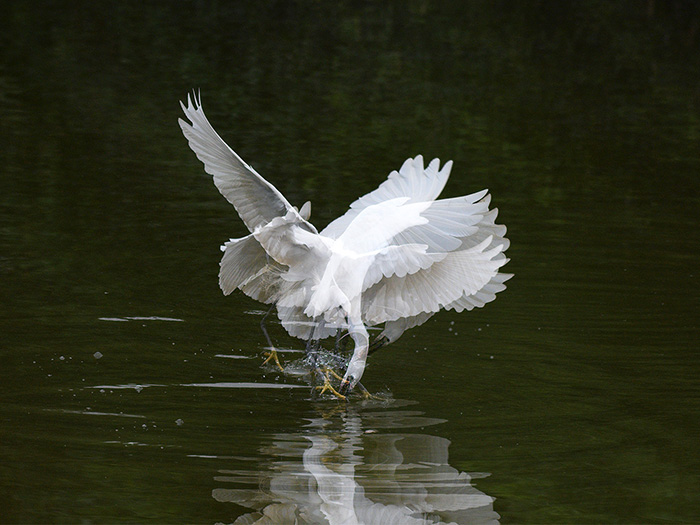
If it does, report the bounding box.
[179,92,511,396]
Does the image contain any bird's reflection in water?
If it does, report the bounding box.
[213,400,499,524]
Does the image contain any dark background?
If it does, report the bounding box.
[1,1,699,522]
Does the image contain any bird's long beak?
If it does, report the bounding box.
[338,376,354,396]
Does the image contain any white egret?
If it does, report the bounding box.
[179,92,511,396]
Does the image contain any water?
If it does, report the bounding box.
[1,2,699,523]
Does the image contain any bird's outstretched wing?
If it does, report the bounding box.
[363,236,509,324]
[179,92,295,232]
[321,156,452,239]
[362,204,511,325]
[218,234,269,296]
[374,267,512,345]
[351,155,452,208]
[321,157,490,260]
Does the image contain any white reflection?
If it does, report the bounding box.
[212,403,499,524]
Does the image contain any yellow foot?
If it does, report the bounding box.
[355,382,377,400]
[315,367,346,400]
[262,348,284,372]
[324,366,345,382]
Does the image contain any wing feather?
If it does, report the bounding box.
[321,156,453,239]
[362,236,509,324]
[179,92,294,232]
[219,234,268,295]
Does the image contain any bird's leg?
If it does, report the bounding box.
[354,381,376,400]
[313,366,373,400]
[261,348,284,372]
[306,337,320,370]
[324,366,345,382]
[306,337,321,353]
[323,366,374,399]
[368,334,390,356]
[260,303,275,346]
[260,304,284,372]
[306,318,326,367]
[314,367,346,400]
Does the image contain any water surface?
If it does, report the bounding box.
[1,2,699,523]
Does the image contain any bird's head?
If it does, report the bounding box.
[340,358,366,395]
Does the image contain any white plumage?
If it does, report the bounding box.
[179,92,511,392]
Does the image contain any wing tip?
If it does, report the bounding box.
[181,89,203,116]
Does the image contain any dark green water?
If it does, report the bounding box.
[1,2,699,523]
